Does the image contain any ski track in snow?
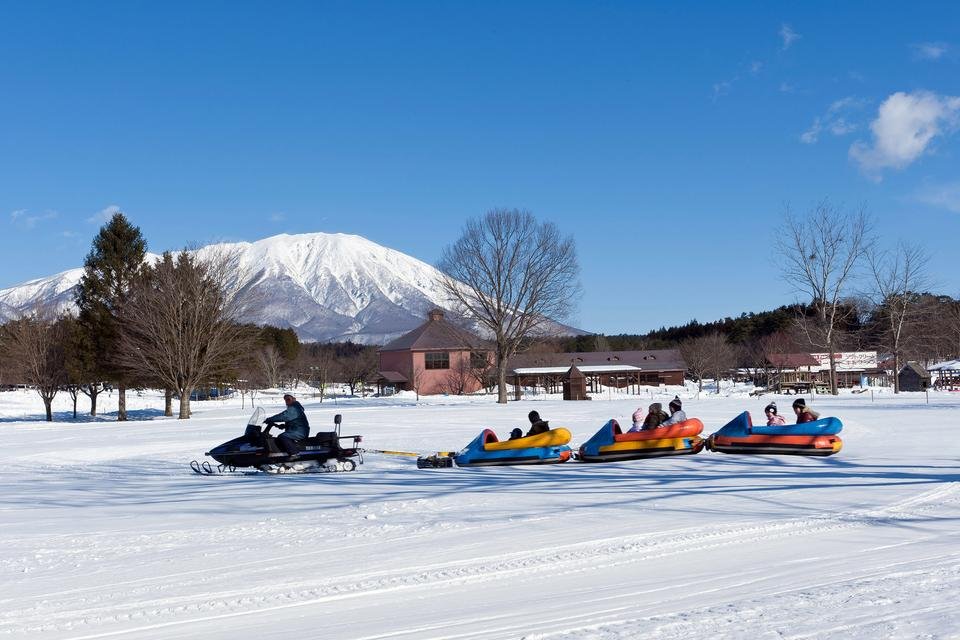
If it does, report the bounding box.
[2,481,958,639]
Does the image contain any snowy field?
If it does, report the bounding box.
[2,386,959,640]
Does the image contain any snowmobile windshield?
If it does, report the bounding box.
[247,407,265,426]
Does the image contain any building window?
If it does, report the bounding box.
[425,352,450,370]
[470,351,488,369]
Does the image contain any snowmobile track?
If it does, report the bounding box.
[3,482,957,638]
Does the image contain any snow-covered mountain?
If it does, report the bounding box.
[0,232,581,344]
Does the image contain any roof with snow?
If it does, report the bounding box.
[379,309,489,352]
[508,349,686,373]
[513,364,643,375]
[898,362,931,379]
[929,359,960,371]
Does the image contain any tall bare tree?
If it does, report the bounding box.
[115,249,253,419]
[867,243,930,392]
[0,307,67,421]
[680,332,733,393]
[778,201,872,394]
[257,344,283,389]
[437,209,580,403]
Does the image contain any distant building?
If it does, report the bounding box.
[929,359,960,390]
[376,310,492,396]
[507,349,686,398]
[763,352,820,393]
[897,362,931,392]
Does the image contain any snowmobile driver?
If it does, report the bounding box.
[264,394,310,459]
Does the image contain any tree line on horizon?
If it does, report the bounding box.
[0,213,384,421]
[2,203,958,420]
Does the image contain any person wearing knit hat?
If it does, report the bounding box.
[791,398,820,424]
[661,395,688,426]
[764,402,786,426]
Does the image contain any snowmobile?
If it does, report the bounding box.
[706,411,843,456]
[191,408,364,474]
[577,418,705,462]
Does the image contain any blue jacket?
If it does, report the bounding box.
[266,401,310,440]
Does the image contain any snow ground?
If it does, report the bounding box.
[1,386,959,639]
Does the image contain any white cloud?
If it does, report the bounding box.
[712,80,733,100]
[849,91,960,175]
[800,96,866,144]
[87,204,121,224]
[915,181,960,213]
[779,24,801,50]
[10,208,58,230]
[800,118,822,144]
[269,212,286,223]
[911,42,950,61]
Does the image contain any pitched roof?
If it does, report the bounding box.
[508,349,686,373]
[766,352,819,368]
[377,370,408,383]
[899,362,931,379]
[379,309,488,352]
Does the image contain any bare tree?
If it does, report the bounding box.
[0,308,67,421]
[679,332,732,393]
[115,249,254,419]
[437,209,580,403]
[440,357,473,395]
[339,348,378,396]
[257,344,283,389]
[778,201,872,394]
[867,243,930,392]
[407,364,426,401]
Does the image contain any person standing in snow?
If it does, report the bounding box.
[265,394,310,458]
[791,398,820,424]
[660,396,687,426]
[764,402,787,426]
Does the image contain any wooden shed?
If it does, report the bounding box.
[897,362,931,392]
[563,365,588,401]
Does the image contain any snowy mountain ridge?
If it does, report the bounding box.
[0,232,465,343]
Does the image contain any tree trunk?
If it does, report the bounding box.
[118,382,127,421]
[698,377,703,392]
[496,355,508,404]
[164,389,173,417]
[72,393,78,419]
[893,352,900,393]
[89,388,98,416]
[43,397,53,422]
[829,353,838,395]
[178,392,191,419]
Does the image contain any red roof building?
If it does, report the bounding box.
[377,310,492,396]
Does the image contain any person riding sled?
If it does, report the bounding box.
[764,402,787,426]
[792,398,820,424]
[661,396,687,427]
[641,403,670,430]
[264,394,310,459]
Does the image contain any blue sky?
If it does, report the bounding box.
[2,1,958,335]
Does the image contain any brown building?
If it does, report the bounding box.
[377,309,491,396]
[507,349,686,398]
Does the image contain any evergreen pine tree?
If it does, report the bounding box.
[75,212,147,421]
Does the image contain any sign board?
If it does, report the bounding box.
[809,351,878,372]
